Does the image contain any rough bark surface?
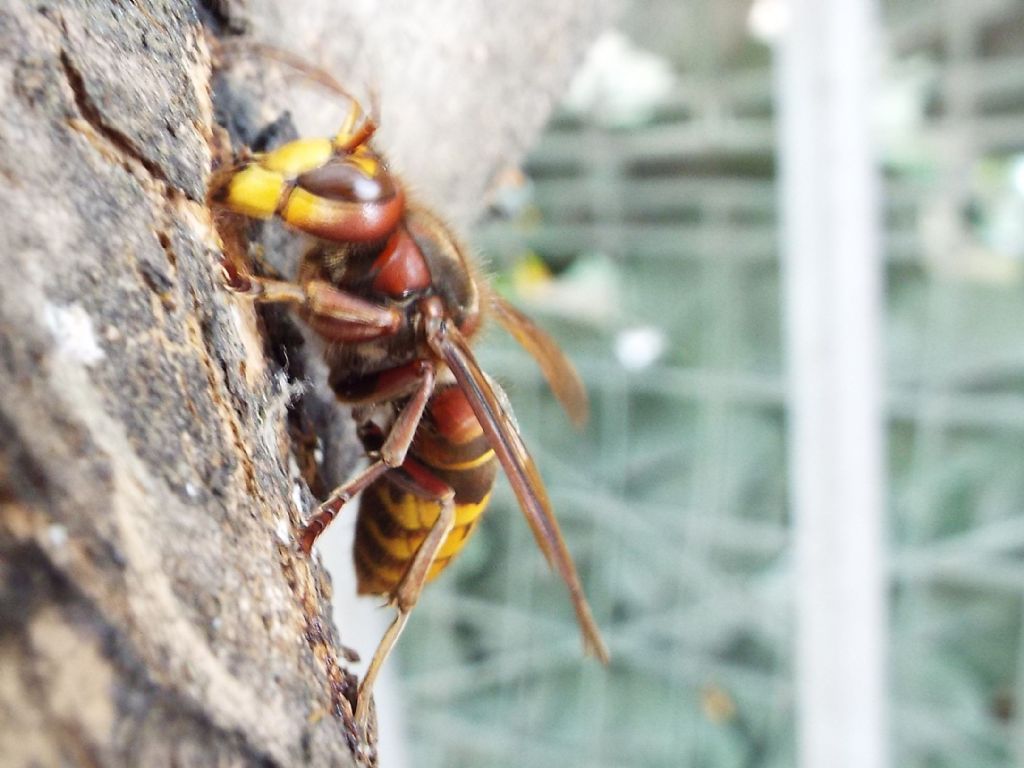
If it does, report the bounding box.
[0,1,612,766]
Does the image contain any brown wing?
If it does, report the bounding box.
[427,316,609,663]
[490,295,589,429]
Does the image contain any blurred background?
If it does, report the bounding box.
[332,0,1024,765]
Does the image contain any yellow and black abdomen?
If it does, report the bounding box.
[354,386,498,596]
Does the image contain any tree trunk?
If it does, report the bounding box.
[0,1,611,766]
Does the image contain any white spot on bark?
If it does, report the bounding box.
[275,515,291,545]
[291,481,305,516]
[43,302,105,366]
[47,524,68,548]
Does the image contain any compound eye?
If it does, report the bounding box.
[297,158,396,203]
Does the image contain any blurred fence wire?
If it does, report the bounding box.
[386,1,1024,766]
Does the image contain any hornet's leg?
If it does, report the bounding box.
[211,179,402,341]
[210,162,400,342]
[219,252,402,343]
[354,459,456,732]
[299,362,436,553]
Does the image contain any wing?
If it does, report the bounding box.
[490,295,590,429]
[427,316,609,663]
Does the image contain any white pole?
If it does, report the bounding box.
[775,1,888,767]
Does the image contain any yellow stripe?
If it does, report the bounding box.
[260,137,333,176]
[370,493,490,557]
[359,507,490,592]
[281,187,365,233]
[438,523,473,558]
[381,486,442,531]
[380,486,490,529]
[280,187,329,229]
[432,449,495,471]
[364,516,480,568]
[455,494,490,525]
[347,152,379,177]
[366,516,422,559]
[224,165,285,219]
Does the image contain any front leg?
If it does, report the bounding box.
[209,158,402,341]
[223,263,402,343]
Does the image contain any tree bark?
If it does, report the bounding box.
[0,1,612,766]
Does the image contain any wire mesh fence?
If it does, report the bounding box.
[387,1,1024,766]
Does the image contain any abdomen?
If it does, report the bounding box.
[354,386,498,596]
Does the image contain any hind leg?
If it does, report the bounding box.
[299,363,436,552]
[354,461,456,733]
